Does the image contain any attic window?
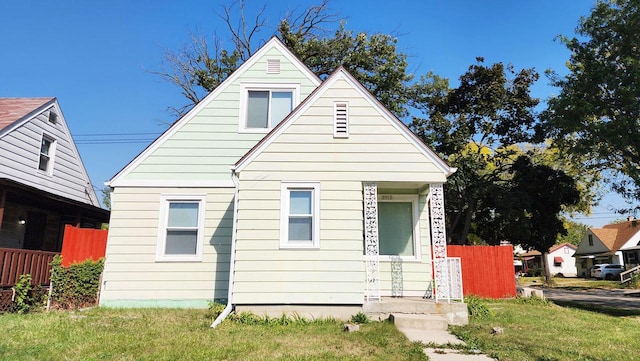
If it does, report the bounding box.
[334,102,349,138]
[267,59,280,74]
[38,134,56,175]
[48,111,58,124]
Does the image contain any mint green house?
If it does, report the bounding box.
[100,37,460,322]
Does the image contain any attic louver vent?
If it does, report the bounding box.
[48,110,57,124]
[267,59,280,74]
[334,102,349,138]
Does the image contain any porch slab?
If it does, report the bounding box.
[363,297,468,325]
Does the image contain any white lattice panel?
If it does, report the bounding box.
[364,183,381,302]
[430,183,451,302]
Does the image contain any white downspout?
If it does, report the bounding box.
[211,170,240,328]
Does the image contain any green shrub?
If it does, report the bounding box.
[207,301,226,319]
[465,295,494,319]
[350,311,370,324]
[514,295,549,306]
[527,268,544,277]
[50,255,104,309]
[12,274,33,314]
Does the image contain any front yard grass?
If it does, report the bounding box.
[0,308,427,361]
[450,297,640,360]
[518,276,626,289]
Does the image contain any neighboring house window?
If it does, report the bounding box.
[239,84,299,132]
[157,195,206,261]
[280,182,320,249]
[377,194,420,260]
[588,234,594,246]
[626,252,637,264]
[553,257,563,267]
[334,102,349,138]
[38,135,55,174]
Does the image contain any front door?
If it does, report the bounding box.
[23,211,47,250]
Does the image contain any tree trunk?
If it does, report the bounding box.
[542,252,552,285]
[457,199,477,245]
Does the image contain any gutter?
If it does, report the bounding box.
[211,170,240,328]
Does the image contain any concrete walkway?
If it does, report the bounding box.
[397,327,496,360]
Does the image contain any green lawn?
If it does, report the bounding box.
[0,308,426,361]
[518,276,627,289]
[450,297,640,361]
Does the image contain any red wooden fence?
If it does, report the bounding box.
[448,245,516,298]
[0,248,58,287]
[60,225,108,267]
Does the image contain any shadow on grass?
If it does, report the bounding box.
[552,300,640,317]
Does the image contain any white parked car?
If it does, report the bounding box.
[590,264,624,280]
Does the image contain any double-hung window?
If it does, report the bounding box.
[38,135,55,175]
[240,84,298,132]
[280,182,320,249]
[377,194,420,260]
[157,195,205,261]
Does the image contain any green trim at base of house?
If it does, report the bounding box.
[100,299,224,309]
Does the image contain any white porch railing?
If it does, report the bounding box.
[621,265,640,283]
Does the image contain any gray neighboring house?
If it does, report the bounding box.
[0,97,109,252]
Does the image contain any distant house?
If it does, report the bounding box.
[573,220,640,277]
[516,243,577,277]
[0,98,109,252]
[548,243,577,277]
[99,38,464,322]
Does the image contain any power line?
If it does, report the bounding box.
[75,139,156,144]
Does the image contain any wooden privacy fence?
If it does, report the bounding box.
[448,245,516,298]
[0,248,58,288]
[60,225,108,267]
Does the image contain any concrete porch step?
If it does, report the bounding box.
[390,313,449,331]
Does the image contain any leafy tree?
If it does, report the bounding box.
[101,186,112,210]
[557,220,589,246]
[154,0,412,117]
[279,22,413,116]
[411,59,541,244]
[542,0,640,203]
[525,142,601,215]
[506,157,580,283]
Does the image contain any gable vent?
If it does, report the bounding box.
[334,102,349,138]
[267,59,280,74]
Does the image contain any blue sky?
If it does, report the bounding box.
[0,1,628,226]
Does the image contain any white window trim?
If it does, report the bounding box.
[156,195,206,262]
[377,194,422,262]
[38,134,56,176]
[238,83,300,133]
[280,182,320,249]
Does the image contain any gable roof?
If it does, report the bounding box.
[595,221,640,251]
[0,97,101,206]
[549,242,577,253]
[234,66,455,176]
[0,97,54,135]
[107,37,321,187]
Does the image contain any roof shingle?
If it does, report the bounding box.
[0,98,54,132]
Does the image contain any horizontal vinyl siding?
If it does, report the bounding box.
[233,76,443,303]
[122,48,317,183]
[100,187,234,305]
[243,78,446,183]
[233,180,365,305]
[0,110,96,204]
